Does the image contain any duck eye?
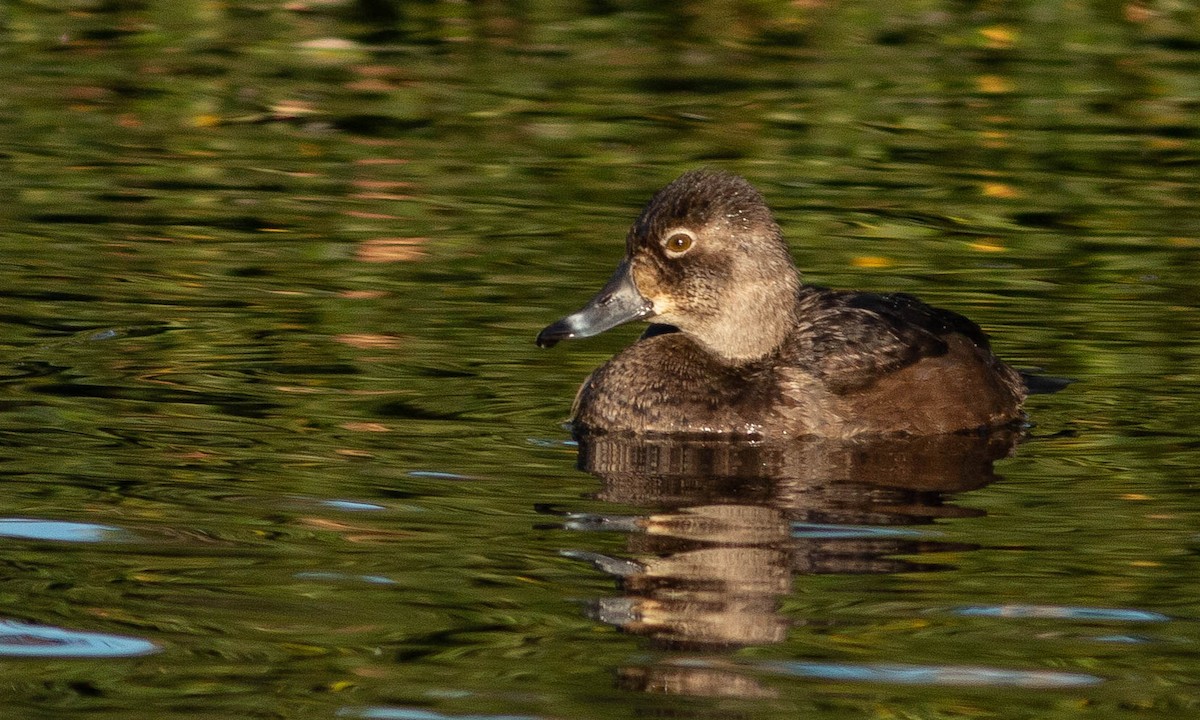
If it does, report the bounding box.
[663,231,695,256]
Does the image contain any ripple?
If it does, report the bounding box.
[294,571,397,586]
[0,619,159,658]
[526,438,577,448]
[790,523,932,539]
[1094,634,1152,643]
[560,549,643,577]
[319,500,388,512]
[757,660,1102,688]
[0,518,130,543]
[561,512,641,533]
[339,708,543,720]
[407,471,475,481]
[952,605,1170,622]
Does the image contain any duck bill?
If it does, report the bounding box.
[536,260,653,348]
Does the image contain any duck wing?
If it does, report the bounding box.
[794,288,996,394]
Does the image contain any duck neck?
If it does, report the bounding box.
[690,269,800,365]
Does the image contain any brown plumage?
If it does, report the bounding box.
[537,169,1027,439]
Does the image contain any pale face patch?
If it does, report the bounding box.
[629,257,675,320]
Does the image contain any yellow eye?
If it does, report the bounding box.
[664,232,694,255]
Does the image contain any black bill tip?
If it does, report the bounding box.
[536,320,574,349]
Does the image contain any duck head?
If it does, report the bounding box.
[537,170,801,362]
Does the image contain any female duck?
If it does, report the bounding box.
[537,170,1027,438]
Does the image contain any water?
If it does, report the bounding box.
[1,2,1199,718]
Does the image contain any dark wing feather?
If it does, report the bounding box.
[795,288,993,393]
[847,292,993,349]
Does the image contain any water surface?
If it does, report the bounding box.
[1,3,1199,719]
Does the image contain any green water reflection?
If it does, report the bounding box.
[0,1,1198,718]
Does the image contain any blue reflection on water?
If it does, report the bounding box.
[758,660,1102,687]
[790,523,932,539]
[339,708,542,720]
[319,500,388,512]
[953,605,1170,622]
[294,571,398,586]
[0,619,159,658]
[526,438,577,448]
[0,518,128,543]
[407,471,475,481]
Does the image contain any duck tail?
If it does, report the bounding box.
[1019,369,1074,395]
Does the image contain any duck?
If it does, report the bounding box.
[536,169,1028,439]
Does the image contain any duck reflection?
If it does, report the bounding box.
[557,430,1020,697]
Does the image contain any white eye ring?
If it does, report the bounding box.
[662,228,697,257]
